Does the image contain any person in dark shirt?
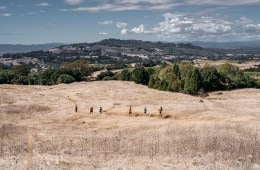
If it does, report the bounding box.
[90,106,93,115]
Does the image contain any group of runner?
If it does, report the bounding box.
[75,105,102,114]
[129,106,163,118]
[75,105,163,118]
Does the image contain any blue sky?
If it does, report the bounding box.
[0,0,260,44]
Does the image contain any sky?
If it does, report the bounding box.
[0,0,260,44]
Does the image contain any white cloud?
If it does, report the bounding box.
[131,24,145,34]
[98,21,113,25]
[128,24,152,34]
[120,29,128,34]
[64,0,85,5]
[2,13,12,17]
[0,6,6,10]
[35,2,50,7]
[116,22,128,29]
[116,13,260,41]
[99,32,108,36]
[61,0,260,12]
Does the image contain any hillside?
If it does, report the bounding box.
[0,81,260,169]
[1,39,260,70]
[0,39,222,67]
[0,43,64,55]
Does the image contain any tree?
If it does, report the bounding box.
[184,68,201,94]
[184,70,192,94]
[119,69,131,81]
[200,65,222,91]
[172,63,181,80]
[131,67,149,85]
[148,75,155,88]
[96,71,114,80]
[12,64,31,76]
[0,70,14,84]
[57,74,76,84]
[217,63,256,89]
[61,59,92,79]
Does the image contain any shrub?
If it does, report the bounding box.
[57,74,76,84]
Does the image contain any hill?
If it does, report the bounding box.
[0,81,259,169]
[0,39,222,67]
[0,43,64,55]
[192,40,260,49]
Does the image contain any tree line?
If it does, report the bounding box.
[111,63,259,94]
[1,60,259,94]
[0,59,97,85]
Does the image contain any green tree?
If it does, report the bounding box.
[200,65,222,91]
[184,70,192,94]
[131,67,149,85]
[172,63,181,79]
[0,70,14,84]
[61,59,92,79]
[184,68,201,94]
[96,71,115,80]
[12,64,31,76]
[119,69,131,81]
[217,63,256,89]
[57,74,76,84]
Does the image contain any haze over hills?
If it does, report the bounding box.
[192,40,260,49]
[1,39,260,56]
[1,39,260,69]
[0,43,64,55]
[0,39,222,67]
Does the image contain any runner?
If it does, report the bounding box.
[90,106,93,115]
[159,106,163,118]
[144,107,147,116]
[99,107,103,115]
[129,106,132,116]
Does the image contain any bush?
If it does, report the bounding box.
[96,71,115,80]
[119,69,131,81]
[131,67,149,85]
[103,76,117,81]
[57,74,76,84]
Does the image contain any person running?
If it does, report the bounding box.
[129,106,132,116]
[90,106,93,115]
[99,107,103,115]
[159,106,163,118]
[75,104,78,113]
[144,107,147,116]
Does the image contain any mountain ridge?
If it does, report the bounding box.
[0,43,64,55]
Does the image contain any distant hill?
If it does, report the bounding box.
[0,43,64,55]
[1,39,259,68]
[192,41,260,49]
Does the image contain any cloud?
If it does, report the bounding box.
[116,22,128,29]
[64,0,85,5]
[0,6,6,10]
[98,20,113,25]
[116,13,260,41]
[99,32,108,36]
[2,13,12,17]
[61,0,260,12]
[127,24,152,34]
[35,2,50,7]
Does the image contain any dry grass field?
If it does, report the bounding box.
[0,81,260,169]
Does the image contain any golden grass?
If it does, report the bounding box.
[0,81,259,169]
